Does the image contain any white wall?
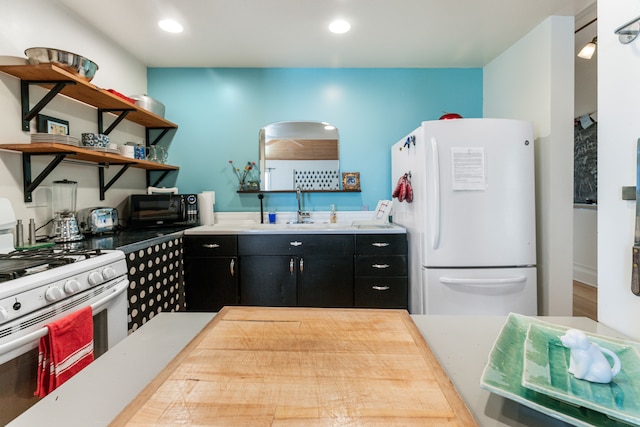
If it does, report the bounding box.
[0,0,149,232]
[573,206,598,285]
[598,2,640,340]
[574,4,598,119]
[484,16,575,315]
[573,5,598,289]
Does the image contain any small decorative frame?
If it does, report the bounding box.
[37,114,69,135]
[342,172,360,191]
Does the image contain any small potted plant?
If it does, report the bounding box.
[229,160,258,191]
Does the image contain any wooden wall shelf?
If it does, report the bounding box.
[0,64,181,201]
[0,143,179,202]
[237,189,361,194]
[0,63,177,130]
[0,143,178,170]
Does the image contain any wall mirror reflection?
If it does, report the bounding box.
[259,121,340,191]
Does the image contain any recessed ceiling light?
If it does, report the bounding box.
[158,19,183,33]
[329,19,351,34]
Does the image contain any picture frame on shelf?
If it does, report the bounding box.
[342,172,360,191]
[37,114,69,135]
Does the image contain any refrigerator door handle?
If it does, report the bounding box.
[439,275,527,287]
[430,137,441,249]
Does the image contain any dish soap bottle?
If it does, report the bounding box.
[330,204,337,223]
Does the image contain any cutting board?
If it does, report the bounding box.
[110,307,476,426]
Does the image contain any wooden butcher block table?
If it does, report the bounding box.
[110,306,476,426]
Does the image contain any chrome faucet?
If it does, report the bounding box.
[296,186,303,223]
[296,186,311,223]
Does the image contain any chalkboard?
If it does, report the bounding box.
[574,122,597,204]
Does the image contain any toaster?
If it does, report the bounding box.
[77,207,119,234]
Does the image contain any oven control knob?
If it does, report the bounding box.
[88,271,104,286]
[0,307,8,322]
[45,286,63,302]
[64,279,82,294]
[102,266,117,280]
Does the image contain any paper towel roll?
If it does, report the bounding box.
[201,191,215,204]
[198,192,215,225]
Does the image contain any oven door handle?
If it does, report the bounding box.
[0,279,128,358]
[91,279,128,314]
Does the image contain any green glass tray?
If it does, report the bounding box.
[480,313,639,427]
[523,322,640,426]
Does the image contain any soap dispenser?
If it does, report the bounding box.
[330,204,337,223]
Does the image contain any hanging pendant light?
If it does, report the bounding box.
[578,37,597,59]
[575,17,597,60]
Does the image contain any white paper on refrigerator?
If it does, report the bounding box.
[451,147,485,191]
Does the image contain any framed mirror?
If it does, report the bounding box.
[259,121,340,191]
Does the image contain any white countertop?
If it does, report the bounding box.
[184,222,406,235]
[9,313,626,427]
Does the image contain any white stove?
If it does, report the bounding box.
[0,198,129,425]
[0,248,127,325]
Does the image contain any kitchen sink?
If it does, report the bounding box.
[247,222,353,231]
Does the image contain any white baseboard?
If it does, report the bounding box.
[573,262,597,287]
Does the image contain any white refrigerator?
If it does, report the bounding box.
[391,118,537,315]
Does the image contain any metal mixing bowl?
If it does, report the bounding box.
[24,47,99,81]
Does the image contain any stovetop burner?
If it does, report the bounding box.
[0,248,106,282]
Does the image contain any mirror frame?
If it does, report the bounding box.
[259,121,347,192]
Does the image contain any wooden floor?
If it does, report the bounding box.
[573,280,597,321]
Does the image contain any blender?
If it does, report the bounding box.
[52,179,83,242]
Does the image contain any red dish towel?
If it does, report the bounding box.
[35,306,94,398]
[392,173,414,203]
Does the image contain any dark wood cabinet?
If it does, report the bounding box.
[239,255,297,306]
[184,231,407,311]
[296,253,353,307]
[354,234,408,309]
[183,235,239,311]
[238,234,354,307]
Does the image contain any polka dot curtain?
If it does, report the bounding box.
[126,237,186,333]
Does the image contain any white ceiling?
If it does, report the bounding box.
[58,0,595,68]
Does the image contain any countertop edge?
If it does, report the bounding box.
[9,313,625,427]
[7,312,216,427]
[115,229,186,253]
[184,224,407,235]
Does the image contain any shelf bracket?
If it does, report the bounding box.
[147,170,173,188]
[98,163,132,200]
[21,80,75,131]
[97,109,134,135]
[22,152,68,202]
[146,127,172,146]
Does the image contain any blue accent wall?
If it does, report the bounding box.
[147,68,482,213]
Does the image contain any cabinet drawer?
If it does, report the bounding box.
[184,235,238,256]
[354,277,408,309]
[238,234,354,256]
[355,234,407,255]
[355,255,407,276]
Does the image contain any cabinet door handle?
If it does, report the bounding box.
[202,243,220,249]
[371,242,390,247]
[289,241,303,247]
[229,259,235,276]
[299,257,304,273]
[290,258,295,274]
[372,285,390,291]
[372,264,390,269]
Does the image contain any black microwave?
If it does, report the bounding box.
[129,194,198,227]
